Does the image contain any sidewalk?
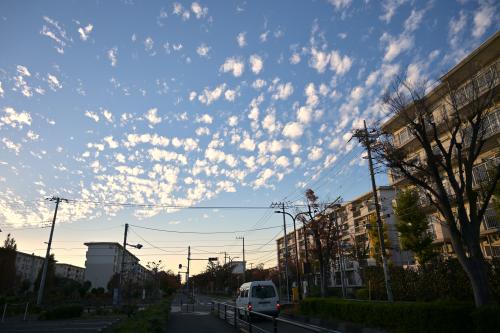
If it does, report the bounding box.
[166,294,235,333]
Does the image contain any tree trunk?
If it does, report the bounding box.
[453,239,494,307]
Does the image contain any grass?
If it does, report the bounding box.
[112,299,172,333]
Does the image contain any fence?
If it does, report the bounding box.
[1,302,31,323]
[210,300,340,333]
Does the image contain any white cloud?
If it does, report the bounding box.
[449,11,467,48]
[404,9,425,32]
[47,74,62,91]
[195,127,210,136]
[308,146,323,161]
[472,3,494,38]
[275,156,290,168]
[196,43,211,57]
[328,0,352,10]
[103,136,119,149]
[239,137,256,151]
[236,32,247,47]
[273,82,294,100]
[144,37,154,52]
[252,79,266,90]
[380,32,413,62]
[189,91,197,101]
[228,116,238,127]
[224,89,236,102]
[289,53,301,64]
[297,106,313,124]
[17,65,31,77]
[330,50,352,75]
[108,47,118,67]
[365,70,379,87]
[1,107,32,128]
[260,30,270,42]
[198,84,225,105]
[78,24,93,41]
[196,114,213,124]
[102,109,113,123]
[282,122,303,139]
[262,114,276,134]
[220,58,245,77]
[254,168,274,188]
[350,86,364,101]
[309,48,330,73]
[145,108,162,125]
[2,137,21,153]
[249,54,263,74]
[84,110,99,122]
[0,82,4,98]
[379,0,408,23]
[191,2,208,19]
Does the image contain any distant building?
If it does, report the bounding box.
[15,251,44,286]
[276,186,411,288]
[55,263,85,282]
[84,242,148,289]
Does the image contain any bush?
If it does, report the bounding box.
[39,304,83,320]
[471,305,500,333]
[299,298,476,333]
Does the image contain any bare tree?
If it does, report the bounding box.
[299,189,341,297]
[373,63,499,307]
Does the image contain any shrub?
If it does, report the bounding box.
[471,305,500,333]
[299,298,475,333]
[39,304,83,320]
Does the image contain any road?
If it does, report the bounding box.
[0,318,120,332]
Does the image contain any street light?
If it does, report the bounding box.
[274,210,311,300]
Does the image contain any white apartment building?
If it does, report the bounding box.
[84,242,148,289]
[55,263,85,282]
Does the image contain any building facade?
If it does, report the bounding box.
[84,242,148,289]
[380,31,500,260]
[15,251,44,286]
[55,263,85,282]
[276,186,411,289]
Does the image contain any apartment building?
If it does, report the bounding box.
[55,263,85,282]
[276,186,411,288]
[15,251,44,286]
[84,242,149,289]
[381,31,500,260]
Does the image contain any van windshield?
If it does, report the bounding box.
[251,285,276,299]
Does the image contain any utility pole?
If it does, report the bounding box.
[186,246,191,292]
[354,120,394,302]
[332,207,346,298]
[37,196,64,306]
[281,203,290,303]
[118,223,129,304]
[220,251,227,265]
[236,236,245,282]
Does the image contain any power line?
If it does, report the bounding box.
[128,223,292,234]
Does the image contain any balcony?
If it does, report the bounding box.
[463,108,500,147]
[472,156,500,188]
[482,209,500,230]
[455,61,499,108]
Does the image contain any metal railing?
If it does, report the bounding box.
[210,300,340,333]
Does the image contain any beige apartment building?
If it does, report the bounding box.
[55,263,85,282]
[381,31,500,260]
[276,186,411,288]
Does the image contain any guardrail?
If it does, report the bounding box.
[210,300,340,333]
[1,302,30,322]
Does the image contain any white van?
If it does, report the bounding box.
[236,280,280,317]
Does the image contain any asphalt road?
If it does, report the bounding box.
[0,318,120,333]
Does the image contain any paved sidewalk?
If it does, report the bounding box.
[166,294,235,333]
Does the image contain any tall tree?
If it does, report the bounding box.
[299,189,340,297]
[0,234,18,294]
[374,65,499,307]
[393,189,436,264]
[366,214,391,264]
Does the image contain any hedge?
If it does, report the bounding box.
[39,304,83,320]
[299,298,500,333]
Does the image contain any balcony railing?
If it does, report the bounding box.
[472,156,500,188]
[463,108,500,147]
[483,209,500,230]
[455,60,499,108]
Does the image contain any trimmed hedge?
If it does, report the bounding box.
[299,298,500,333]
[39,304,83,320]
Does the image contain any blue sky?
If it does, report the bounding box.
[0,0,498,275]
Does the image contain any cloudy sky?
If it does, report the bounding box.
[0,0,498,275]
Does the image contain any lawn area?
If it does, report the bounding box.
[112,299,172,333]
